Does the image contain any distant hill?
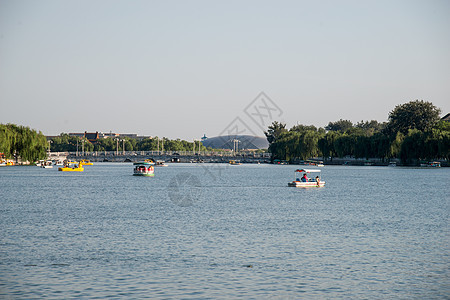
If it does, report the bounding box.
[202,135,268,150]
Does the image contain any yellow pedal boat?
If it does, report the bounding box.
[80,159,93,165]
[58,162,84,172]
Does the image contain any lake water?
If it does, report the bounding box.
[1,163,449,299]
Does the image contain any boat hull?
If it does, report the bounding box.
[58,167,84,172]
[133,173,155,177]
[288,181,325,187]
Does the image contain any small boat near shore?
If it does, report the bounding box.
[53,160,64,166]
[300,160,324,167]
[40,160,53,168]
[0,153,12,166]
[420,161,441,168]
[133,162,155,176]
[288,169,325,188]
[80,159,93,165]
[155,160,168,167]
[1,160,14,166]
[58,162,84,172]
[229,160,242,165]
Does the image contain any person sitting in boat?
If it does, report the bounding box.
[302,173,309,182]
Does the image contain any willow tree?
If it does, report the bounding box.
[0,124,16,158]
[318,131,340,161]
[0,123,47,162]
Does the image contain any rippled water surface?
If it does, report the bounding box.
[1,163,449,298]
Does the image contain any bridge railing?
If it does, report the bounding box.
[64,150,271,158]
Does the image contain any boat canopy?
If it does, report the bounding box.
[134,161,154,165]
[295,169,321,173]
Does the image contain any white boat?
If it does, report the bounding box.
[40,160,53,168]
[288,169,325,187]
[301,160,324,167]
[155,160,168,167]
[53,160,64,166]
[133,162,155,176]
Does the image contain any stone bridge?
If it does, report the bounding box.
[64,151,271,163]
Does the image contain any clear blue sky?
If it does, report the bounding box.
[1,0,449,140]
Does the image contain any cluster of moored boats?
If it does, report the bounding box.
[33,158,170,175]
[35,159,94,171]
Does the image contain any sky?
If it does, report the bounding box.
[1,0,449,140]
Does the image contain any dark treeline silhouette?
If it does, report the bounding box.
[265,100,449,164]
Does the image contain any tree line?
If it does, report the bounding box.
[50,134,210,153]
[2,100,448,164]
[1,125,212,163]
[265,100,449,164]
[0,124,48,162]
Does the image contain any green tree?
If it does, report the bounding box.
[355,120,386,135]
[94,137,115,151]
[290,124,318,133]
[325,119,353,132]
[264,121,287,144]
[400,129,425,163]
[386,100,441,135]
[318,131,340,160]
[0,124,16,158]
[136,138,158,151]
[51,134,93,152]
[371,133,391,161]
[0,123,47,162]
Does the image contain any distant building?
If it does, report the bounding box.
[68,132,85,138]
[120,133,138,139]
[45,135,59,141]
[68,132,99,143]
[101,132,119,138]
[442,113,450,122]
[84,131,99,143]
